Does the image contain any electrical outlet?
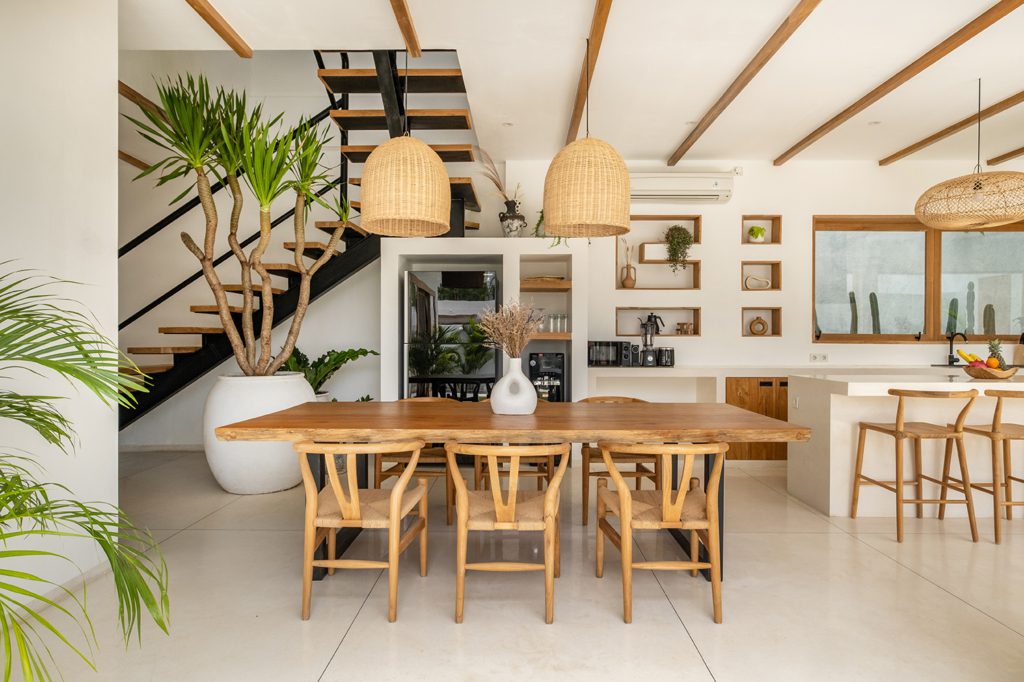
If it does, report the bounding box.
[809,353,829,362]
[791,397,800,409]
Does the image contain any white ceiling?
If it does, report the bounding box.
[118,0,1024,165]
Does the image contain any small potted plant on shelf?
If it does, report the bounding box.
[282,346,378,401]
[664,224,694,273]
[747,224,767,243]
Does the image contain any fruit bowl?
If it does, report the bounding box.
[963,365,1019,380]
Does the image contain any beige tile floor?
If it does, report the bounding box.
[41,452,1024,681]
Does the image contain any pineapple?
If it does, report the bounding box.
[988,338,1006,369]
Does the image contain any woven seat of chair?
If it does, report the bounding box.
[963,422,1024,439]
[316,486,424,529]
[860,421,957,439]
[466,490,547,530]
[598,488,707,529]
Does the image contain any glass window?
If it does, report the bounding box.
[814,231,925,335]
[941,231,1024,337]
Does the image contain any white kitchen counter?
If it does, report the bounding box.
[787,372,1023,518]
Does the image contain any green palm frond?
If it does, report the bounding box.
[0,267,145,435]
[212,87,277,180]
[238,119,294,210]
[289,120,331,199]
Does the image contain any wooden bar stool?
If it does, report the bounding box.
[579,396,660,525]
[850,388,979,543]
[376,397,457,524]
[959,389,1024,543]
[295,440,428,622]
[444,441,571,624]
[595,441,727,624]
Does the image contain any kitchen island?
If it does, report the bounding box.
[788,372,1024,517]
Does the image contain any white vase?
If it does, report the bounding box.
[315,390,333,402]
[489,355,538,415]
[202,372,315,494]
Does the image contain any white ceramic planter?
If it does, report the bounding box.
[202,372,315,494]
[315,390,333,403]
[489,355,538,415]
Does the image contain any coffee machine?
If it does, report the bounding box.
[637,313,665,367]
[528,352,565,402]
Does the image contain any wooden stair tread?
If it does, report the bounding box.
[126,346,200,355]
[263,263,301,274]
[283,242,343,257]
[191,304,244,314]
[340,143,475,164]
[465,220,480,230]
[121,364,172,376]
[330,109,472,131]
[315,220,367,236]
[223,283,285,295]
[158,326,225,335]
[318,68,465,94]
[350,176,480,211]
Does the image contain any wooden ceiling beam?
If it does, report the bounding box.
[565,0,615,145]
[773,0,1024,166]
[388,0,422,58]
[118,80,167,122]
[879,88,1024,165]
[184,0,252,58]
[988,144,1024,165]
[667,0,822,166]
[118,151,150,171]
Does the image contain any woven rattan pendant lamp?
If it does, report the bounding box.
[543,40,630,238]
[360,53,451,237]
[915,80,1024,230]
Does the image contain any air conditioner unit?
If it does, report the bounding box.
[629,172,733,203]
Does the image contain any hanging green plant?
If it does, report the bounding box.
[664,225,694,273]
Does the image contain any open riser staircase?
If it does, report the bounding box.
[118,49,479,429]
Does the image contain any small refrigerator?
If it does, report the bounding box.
[403,270,499,400]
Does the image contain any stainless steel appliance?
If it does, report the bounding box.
[403,270,499,399]
[638,313,665,367]
[656,347,675,367]
[588,341,631,367]
[528,352,564,402]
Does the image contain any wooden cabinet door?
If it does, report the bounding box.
[724,377,787,460]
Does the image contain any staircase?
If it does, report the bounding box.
[118,49,479,430]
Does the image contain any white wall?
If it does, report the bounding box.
[0,1,119,582]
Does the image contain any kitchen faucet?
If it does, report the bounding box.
[947,331,967,366]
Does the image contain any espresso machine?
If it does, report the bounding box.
[638,313,664,367]
[528,352,565,402]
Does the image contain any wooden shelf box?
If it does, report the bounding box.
[740,261,781,291]
[741,307,782,337]
[742,215,782,245]
[615,306,701,337]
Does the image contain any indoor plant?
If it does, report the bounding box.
[478,302,543,415]
[282,346,378,401]
[0,267,170,680]
[664,224,694,273]
[129,75,349,493]
[747,224,767,243]
[459,319,495,375]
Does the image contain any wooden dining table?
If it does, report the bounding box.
[217,400,810,580]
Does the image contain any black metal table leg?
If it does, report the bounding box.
[311,452,369,581]
[668,453,725,582]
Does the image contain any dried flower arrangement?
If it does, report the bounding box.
[476,146,521,203]
[478,302,543,359]
[620,237,633,267]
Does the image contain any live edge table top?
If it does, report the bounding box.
[215,401,811,445]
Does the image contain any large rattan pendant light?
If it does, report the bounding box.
[543,40,630,238]
[915,80,1024,230]
[361,52,451,237]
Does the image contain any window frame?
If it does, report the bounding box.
[812,215,1024,344]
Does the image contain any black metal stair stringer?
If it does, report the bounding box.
[118,235,381,430]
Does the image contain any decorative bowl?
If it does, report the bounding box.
[963,365,1019,380]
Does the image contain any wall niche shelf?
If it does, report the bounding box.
[521,278,571,293]
[617,214,702,291]
[615,306,701,337]
[530,331,571,341]
[741,261,781,291]
[742,307,782,337]
[742,215,782,245]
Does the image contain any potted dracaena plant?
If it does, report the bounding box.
[0,265,170,680]
[127,75,350,494]
[282,346,379,401]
